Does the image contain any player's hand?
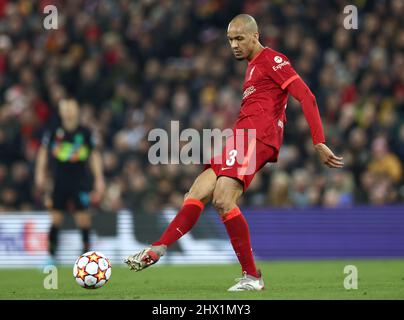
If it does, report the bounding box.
[314,143,344,168]
[44,194,53,209]
[91,178,106,204]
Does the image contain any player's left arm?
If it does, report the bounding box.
[286,77,344,169]
[89,133,106,202]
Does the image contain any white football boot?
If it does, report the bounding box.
[227,270,265,291]
[124,245,166,271]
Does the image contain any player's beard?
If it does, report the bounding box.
[234,53,244,60]
[233,49,244,60]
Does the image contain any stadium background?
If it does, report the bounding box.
[0,0,403,285]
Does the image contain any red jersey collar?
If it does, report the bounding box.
[248,47,267,65]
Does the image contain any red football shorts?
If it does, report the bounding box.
[204,130,278,191]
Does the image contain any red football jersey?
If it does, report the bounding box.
[235,47,300,151]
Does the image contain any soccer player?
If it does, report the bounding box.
[35,98,105,266]
[125,14,344,291]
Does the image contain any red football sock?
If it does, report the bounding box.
[152,198,204,247]
[222,207,259,278]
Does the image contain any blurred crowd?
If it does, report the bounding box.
[0,0,403,214]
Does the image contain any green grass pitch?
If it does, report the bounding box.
[1,259,403,299]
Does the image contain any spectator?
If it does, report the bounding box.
[367,136,403,184]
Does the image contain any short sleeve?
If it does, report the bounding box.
[263,52,299,90]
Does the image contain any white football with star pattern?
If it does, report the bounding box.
[73,251,112,289]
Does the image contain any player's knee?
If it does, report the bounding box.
[212,193,234,215]
[185,169,216,204]
[186,188,212,204]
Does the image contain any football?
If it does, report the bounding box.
[73,251,112,289]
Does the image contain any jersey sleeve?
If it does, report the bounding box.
[287,76,326,145]
[263,51,299,90]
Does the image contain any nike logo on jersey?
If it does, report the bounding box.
[221,167,232,171]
